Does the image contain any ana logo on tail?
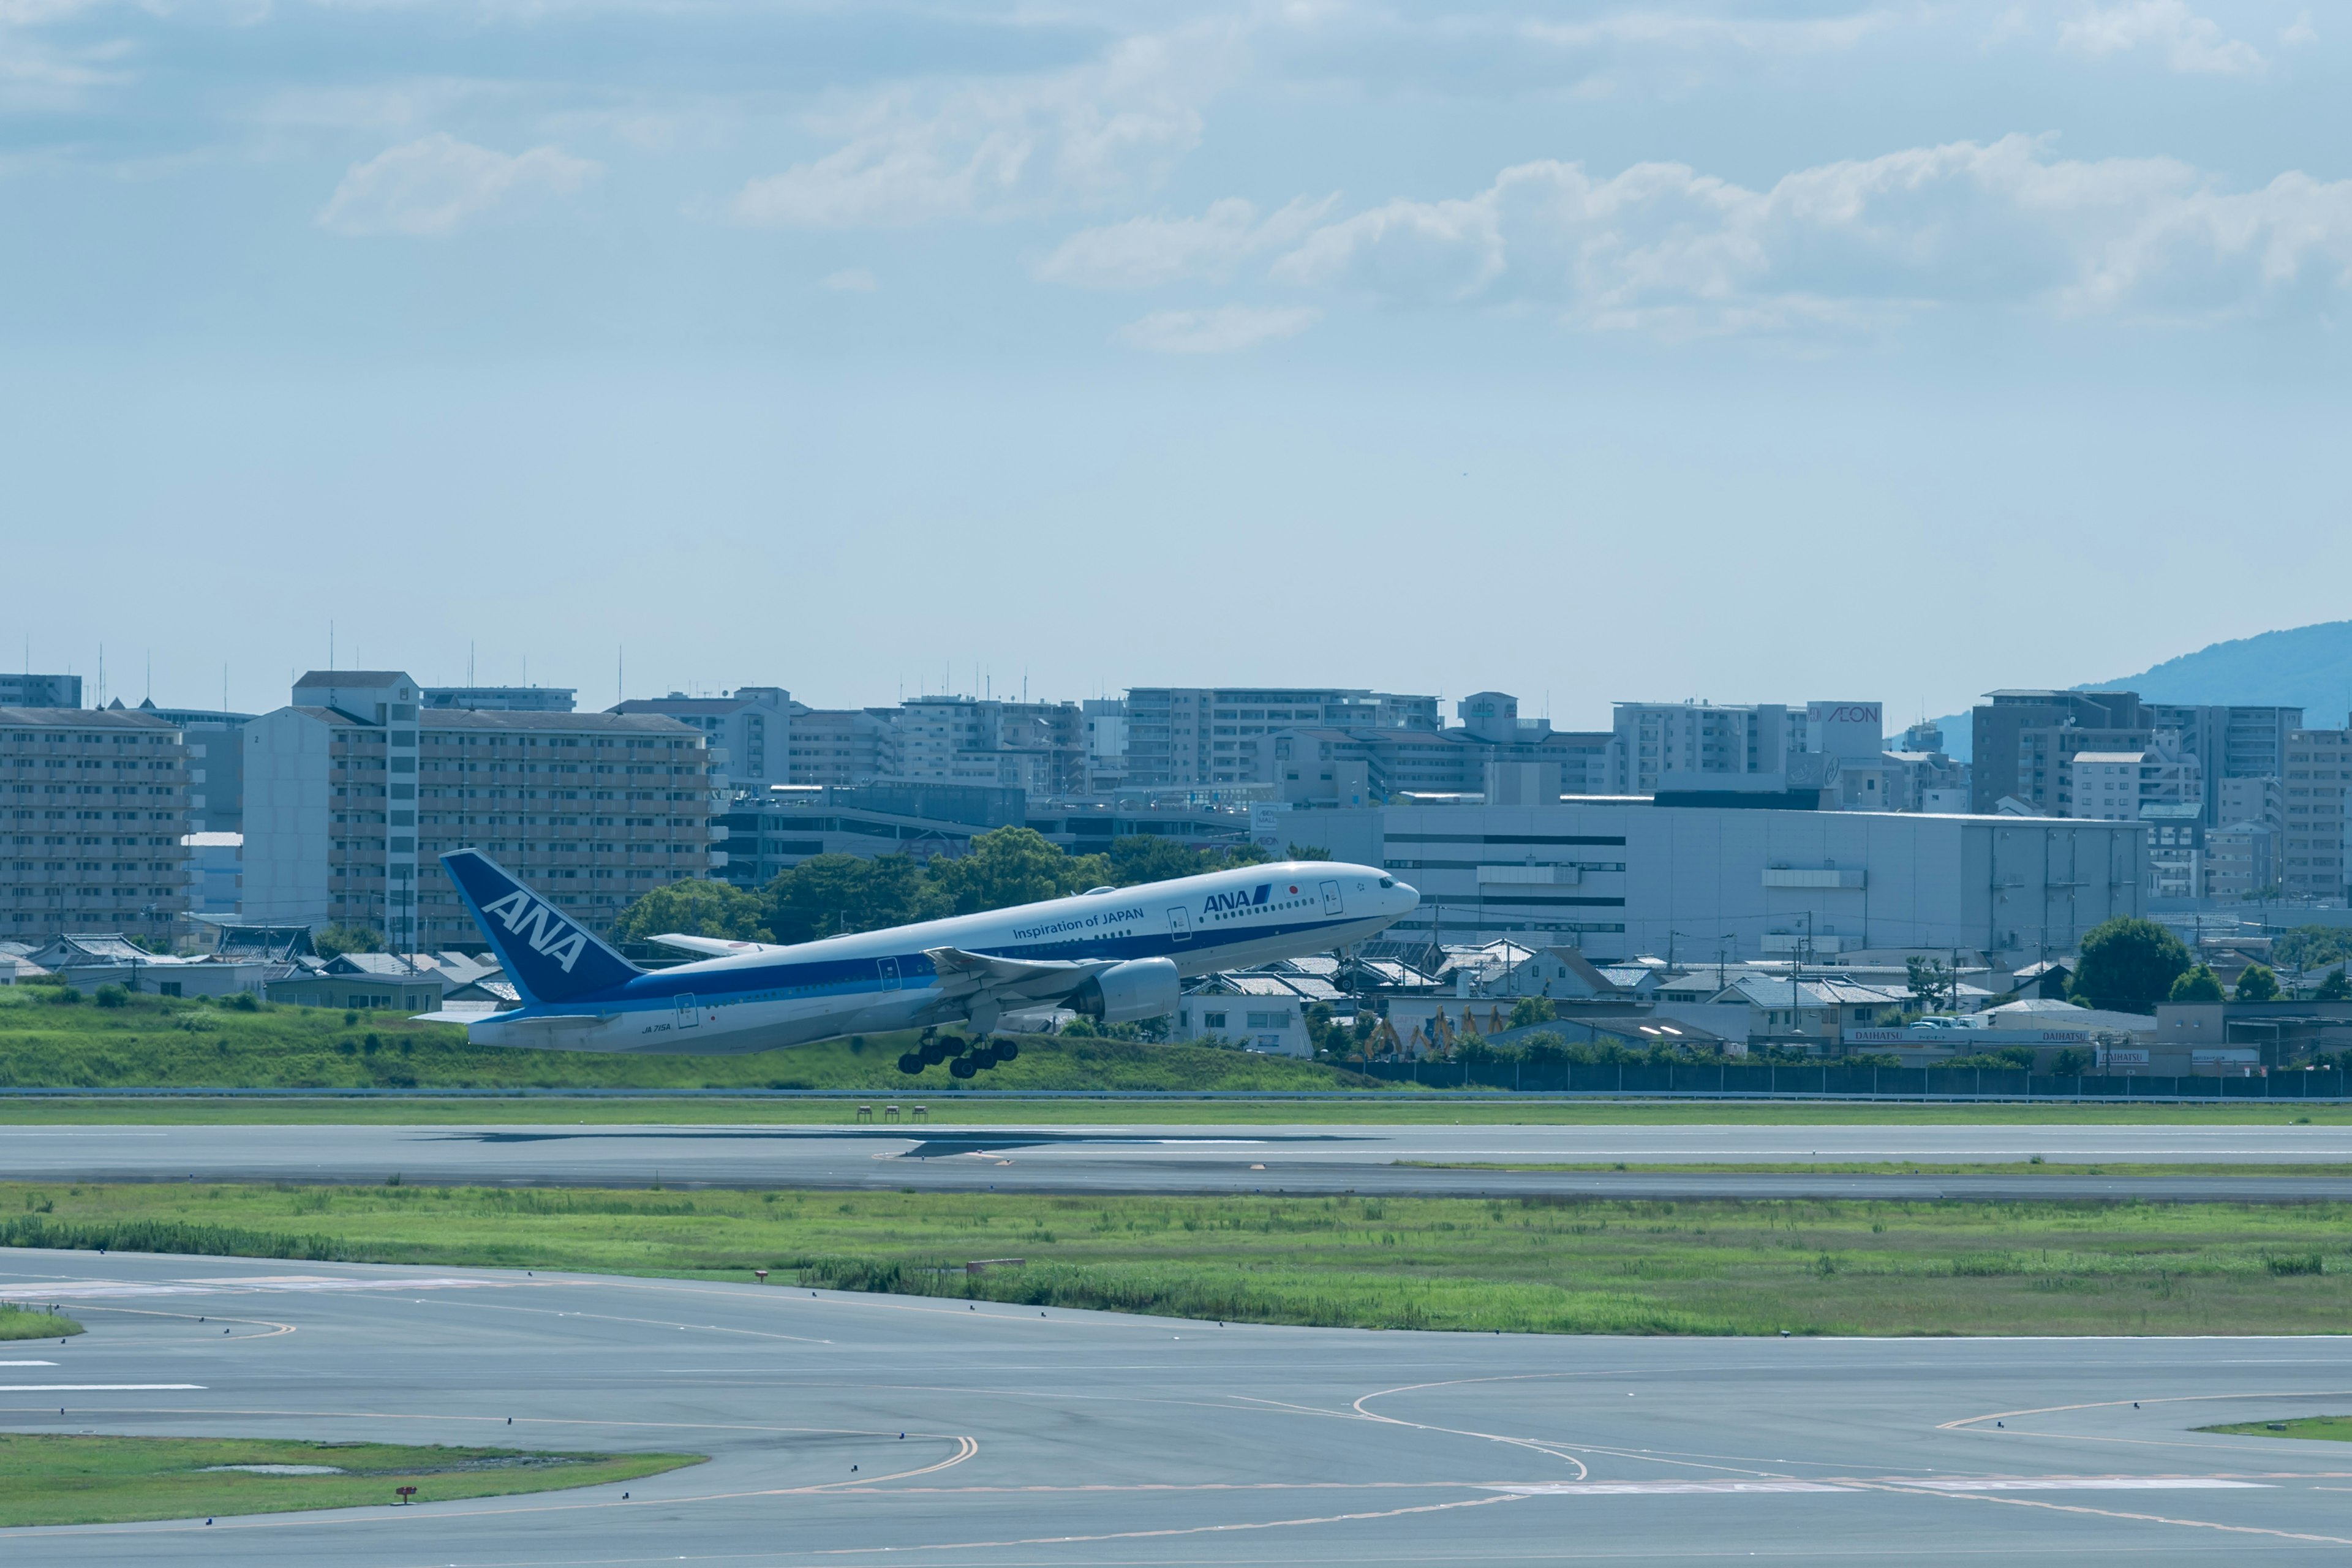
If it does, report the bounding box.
[480,889,589,973]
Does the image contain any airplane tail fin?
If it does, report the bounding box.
[441,848,641,1005]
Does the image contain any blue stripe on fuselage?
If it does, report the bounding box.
[513,914,1364,1016]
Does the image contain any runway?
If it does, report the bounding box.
[5,1248,2352,1564]
[5,1120,2352,1200]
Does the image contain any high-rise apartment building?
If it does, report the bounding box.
[1125,688,1438,788]
[785,708,896,788]
[1969,691,2150,815]
[611,687,793,793]
[0,674,81,709]
[244,671,719,948]
[1,706,190,943]
[2282,725,2350,902]
[2147,704,2302,827]
[137,701,255,835]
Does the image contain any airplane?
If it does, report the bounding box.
[420,848,1420,1077]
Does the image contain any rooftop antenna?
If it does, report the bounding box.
[329,621,334,671]
[617,644,624,706]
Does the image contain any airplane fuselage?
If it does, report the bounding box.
[465,861,1415,1054]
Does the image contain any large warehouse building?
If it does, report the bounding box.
[1291,802,2144,967]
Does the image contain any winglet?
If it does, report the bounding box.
[440,848,641,1005]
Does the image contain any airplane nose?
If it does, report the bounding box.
[1393,880,1421,911]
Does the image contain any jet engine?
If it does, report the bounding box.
[1067,957,1180,1024]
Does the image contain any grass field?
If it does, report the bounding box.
[0,1434,700,1527]
[0,1303,80,1341]
[9,1180,2352,1337]
[0,986,1374,1093]
[2200,1415,2352,1441]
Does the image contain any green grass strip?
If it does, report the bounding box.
[11,1181,2352,1337]
[0,1434,700,1528]
[2198,1415,2352,1441]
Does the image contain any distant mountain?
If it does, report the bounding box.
[1926,620,2352,764]
[2085,620,2352,722]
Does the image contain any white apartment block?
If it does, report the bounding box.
[244,671,720,947]
[2067,737,2201,823]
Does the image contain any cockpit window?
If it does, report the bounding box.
[1379,877,1395,888]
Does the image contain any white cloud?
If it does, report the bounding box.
[1521,9,1898,55]
[317,132,598,237]
[2057,1,2263,74]
[1266,136,2352,334]
[731,24,1240,230]
[1116,304,1319,353]
[1036,195,1335,289]
[820,267,876,292]
[2281,12,2317,47]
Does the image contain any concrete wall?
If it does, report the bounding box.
[240,710,333,926]
[1298,801,2143,965]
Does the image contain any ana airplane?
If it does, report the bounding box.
[423,848,1420,1077]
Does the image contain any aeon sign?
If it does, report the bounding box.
[1807,702,1885,760]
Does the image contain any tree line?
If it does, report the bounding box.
[608,827,1320,947]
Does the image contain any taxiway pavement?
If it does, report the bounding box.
[4,1120,2352,1200]
[4,1248,2352,1565]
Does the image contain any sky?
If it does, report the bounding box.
[2,0,2346,730]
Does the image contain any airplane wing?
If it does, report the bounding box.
[647,933,786,957]
[923,946,1116,1001]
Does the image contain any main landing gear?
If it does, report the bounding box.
[897,1034,1020,1078]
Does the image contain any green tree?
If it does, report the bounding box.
[1508,996,1557,1028]
[2167,963,2225,1003]
[764,854,938,944]
[2234,963,2282,1002]
[1905,956,1954,1013]
[929,827,1088,916]
[1219,842,1273,867]
[2070,916,2193,1013]
[314,923,385,959]
[1286,842,1335,861]
[1106,836,1213,886]
[2315,970,2352,1001]
[611,878,773,945]
[2274,925,2352,972]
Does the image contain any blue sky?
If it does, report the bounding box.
[4,0,2346,727]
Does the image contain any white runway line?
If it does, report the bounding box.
[1491,1481,1860,1494]
[0,1360,58,1366]
[1905,1478,2273,1491]
[0,1383,206,1392]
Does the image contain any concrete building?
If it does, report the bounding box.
[2282,725,2350,902]
[1080,699,1128,793]
[1969,690,2151,816]
[786,708,896,788]
[2204,821,2277,900]
[183,830,242,916]
[423,687,578,714]
[244,671,719,948]
[881,696,1083,796]
[1124,687,1438,789]
[612,687,792,793]
[1266,692,1613,807]
[137,701,254,834]
[1,706,191,944]
[0,674,81,708]
[2149,704,2302,827]
[2218,775,2284,834]
[2141,804,2204,900]
[2067,737,2201,822]
[1294,800,2144,967]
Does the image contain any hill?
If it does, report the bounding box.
[1929,619,2352,763]
[2086,619,2352,723]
